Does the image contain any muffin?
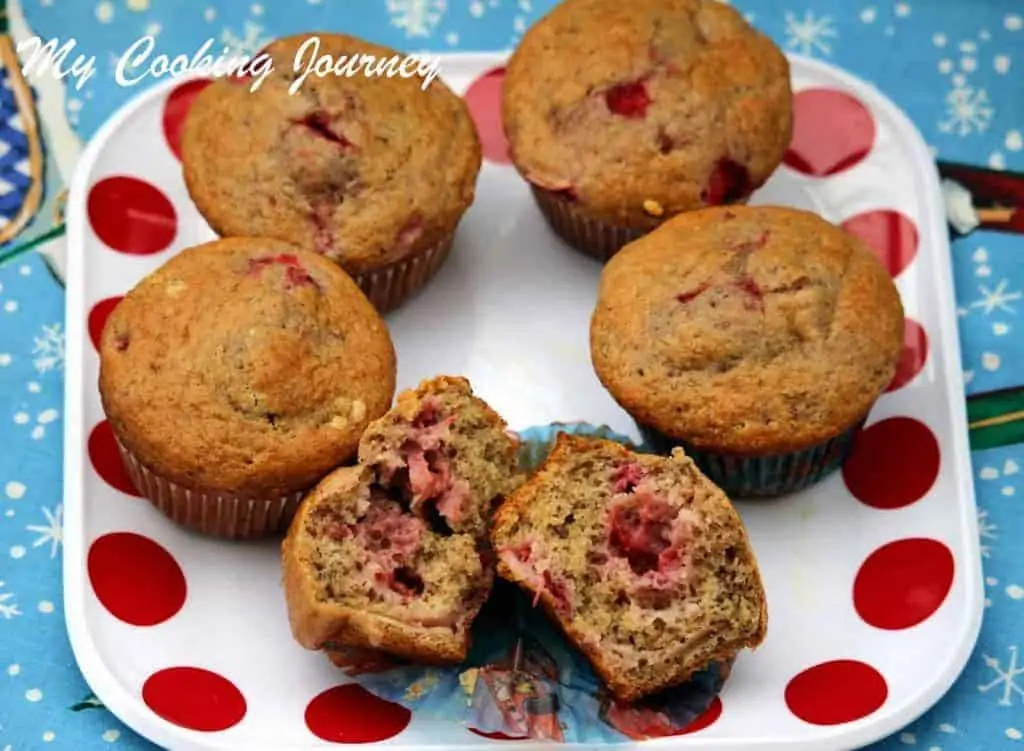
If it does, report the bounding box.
[502,0,792,261]
[181,33,482,312]
[491,433,767,702]
[282,465,494,664]
[358,375,521,539]
[98,238,396,538]
[283,376,518,664]
[590,206,905,497]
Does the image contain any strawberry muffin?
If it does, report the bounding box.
[181,33,482,312]
[98,238,396,538]
[492,433,766,701]
[503,0,792,260]
[282,376,519,664]
[590,206,905,497]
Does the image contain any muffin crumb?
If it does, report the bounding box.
[642,199,664,217]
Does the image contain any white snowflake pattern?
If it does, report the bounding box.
[783,10,837,57]
[32,323,65,375]
[0,581,20,620]
[978,508,997,558]
[969,280,1021,315]
[220,20,271,57]
[939,77,993,136]
[386,0,447,37]
[979,646,1024,706]
[26,505,62,559]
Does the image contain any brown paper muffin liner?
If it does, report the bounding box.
[115,439,307,539]
[638,417,868,499]
[530,187,755,263]
[352,233,455,313]
[530,187,646,262]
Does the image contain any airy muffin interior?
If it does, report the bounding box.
[303,468,493,637]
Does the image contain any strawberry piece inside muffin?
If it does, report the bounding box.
[703,158,753,206]
[605,80,651,119]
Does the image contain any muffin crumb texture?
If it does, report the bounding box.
[492,434,767,702]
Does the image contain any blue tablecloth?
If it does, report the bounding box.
[1,1,1022,748]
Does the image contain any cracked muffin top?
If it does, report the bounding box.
[590,206,905,454]
[98,238,396,497]
[502,0,793,229]
[181,33,481,276]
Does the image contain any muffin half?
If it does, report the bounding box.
[492,433,767,702]
[283,376,519,663]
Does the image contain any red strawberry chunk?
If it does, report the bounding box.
[246,254,316,289]
[605,80,651,119]
[295,110,355,149]
[704,158,752,205]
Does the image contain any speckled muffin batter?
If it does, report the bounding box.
[181,33,482,311]
[590,206,904,496]
[503,0,792,259]
[98,238,397,537]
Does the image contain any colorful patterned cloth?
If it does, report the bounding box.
[0,0,1022,748]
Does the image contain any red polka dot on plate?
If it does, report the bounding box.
[88,296,123,352]
[675,696,723,735]
[163,78,213,161]
[305,684,411,743]
[88,532,186,626]
[854,538,955,630]
[785,660,887,725]
[886,318,929,392]
[88,176,177,255]
[88,420,142,497]
[784,89,876,177]
[143,667,246,732]
[842,210,919,278]
[842,417,940,509]
[464,67,511,165]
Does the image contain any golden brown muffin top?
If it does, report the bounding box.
[99,238,397,496]
[502,0,792,230]
[181,33,482,275]
[590,206,905,454]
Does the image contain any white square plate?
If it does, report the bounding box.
[64,53,982,750]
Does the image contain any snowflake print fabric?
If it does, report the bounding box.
[953,231,1024,396]
[0,254,140,748]
[871,445,1024,749]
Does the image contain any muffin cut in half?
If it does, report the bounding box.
[491,434,767,702]
[283,376,519,663]
[358,376,521,539]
